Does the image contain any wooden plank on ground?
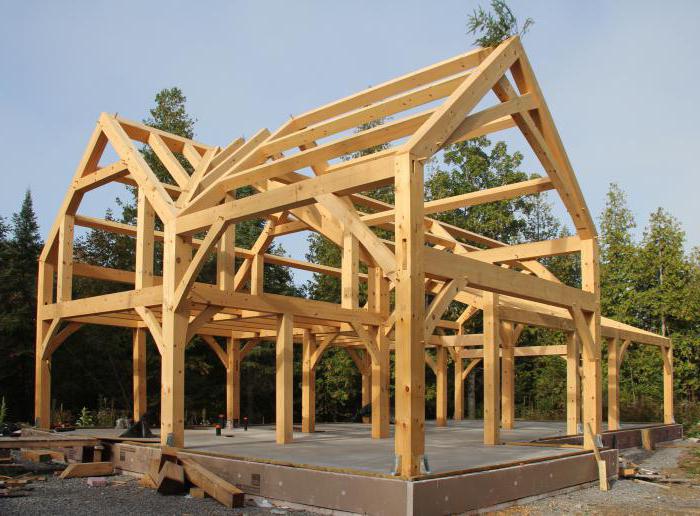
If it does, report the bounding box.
[59,461,114,479]
[179,457,244,508]
[0,436,98,449]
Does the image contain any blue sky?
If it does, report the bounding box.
[1,1,698,284]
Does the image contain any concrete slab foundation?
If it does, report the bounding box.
[79,421,680,515]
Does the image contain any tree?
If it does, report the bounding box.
[599,183,637,323]
[426,136,534,244]
[467,0,533,48]
[634,208,690,336]
[0,191,42,421]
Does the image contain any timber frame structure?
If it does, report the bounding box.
[36,36,672,479]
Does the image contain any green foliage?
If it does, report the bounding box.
[427,137,538,243]
[76,406,94,427]
[0,191,42,422]
[0,397,7,425]
[467,0,533,48]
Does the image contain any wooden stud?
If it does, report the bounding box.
[276,313,293,444]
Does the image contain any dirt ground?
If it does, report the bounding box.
[0,462,313,516]
[504,439,700,515]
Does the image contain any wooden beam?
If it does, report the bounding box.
[57,214,74,302]
[226,338,241,426]
[201,335,227,367]
[301,330,316,433]
[393,153,425,478]
[607,337,620,431]
[133,328,147,420]
[189,284,382,325]
[483,292,500,445]
[287,46,490,130]
[423,247,596,311]
[662,343,674,424]
[406,37,520,158]
[175,152,396,235]
[99,114,176,222]
[501,323,515,430]
[465,235,581,264]
[135,306,165,356]
[73,160,129,192]
[566,333,581,435]
[424,278,467,338]
[136,189,155,289]
[361,178,553,227]
[276,313,294,444]
[34,259,54,428]
[579,238,601,450]
[436,346,447,427]
[148,133,190,188]
[160,224,192,447]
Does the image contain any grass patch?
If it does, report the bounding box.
[679,448,700,477]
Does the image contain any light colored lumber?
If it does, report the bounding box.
[59,462,114,479]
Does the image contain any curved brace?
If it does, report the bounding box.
[41,321,83,361]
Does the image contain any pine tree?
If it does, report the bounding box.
[467,0,533,48]
[0,191,42,421]
[634,208,689,336]
[599,183,637,323]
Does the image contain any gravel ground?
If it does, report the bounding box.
[505,439,700,515]
[0,463,314,516]
[3,442,699,515]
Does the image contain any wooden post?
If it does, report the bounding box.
[361,362,371,423]
[436,346,447,427]
[483,292,500,445]
[132,329,147,421]
[135,190,155,290]
[393,153,425,477]
[57,214,74,302]
[276,313,293,444]
[226,338,240,428]
[501,323,515,430]
[581,238,602,449]
[301,330,316,433]
[217,194,236,291]
[35,259,54,429]
[368,266,390,439]
[566,332,581,435]
[160,225,191,448]
[453,349,464,420]
[250,254,263,295]
[607,337,620,431]
[662,344,674,424]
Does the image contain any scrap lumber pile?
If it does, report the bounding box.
[618,458,697,488]
[0,472,47,498]
[140,447,244,508]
